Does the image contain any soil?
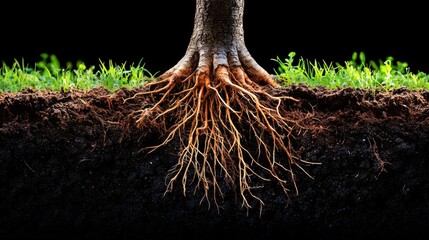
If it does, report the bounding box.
[1,84,428,240]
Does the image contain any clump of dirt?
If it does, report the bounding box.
[1,85,428,239]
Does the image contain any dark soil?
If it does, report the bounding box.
[1,85,428,240]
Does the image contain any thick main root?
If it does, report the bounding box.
[126,65,315,212]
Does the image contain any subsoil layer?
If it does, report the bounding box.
[1,85,428,239]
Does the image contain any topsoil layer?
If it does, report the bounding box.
[1,85,428,240]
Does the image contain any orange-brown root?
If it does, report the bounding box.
[127,64,318,213]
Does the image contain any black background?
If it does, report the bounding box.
[1,1,427,74]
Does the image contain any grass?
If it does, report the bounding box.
[0,53,155,93]
[274,51,429,90]
[1,52,428,93]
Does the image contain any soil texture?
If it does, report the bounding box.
[1,85,428,239]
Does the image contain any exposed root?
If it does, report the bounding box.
[126,64,317,212]
[368,137,390,173]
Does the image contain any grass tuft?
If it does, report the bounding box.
[0,53,156,93]
[274,51,429,91]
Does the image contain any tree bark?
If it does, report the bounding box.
[186,0,245,69]
[161,0,277,86]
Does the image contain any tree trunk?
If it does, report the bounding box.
[187,0,245,70]
[160,0,277,86]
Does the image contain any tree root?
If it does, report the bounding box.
[125,65,318,213]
